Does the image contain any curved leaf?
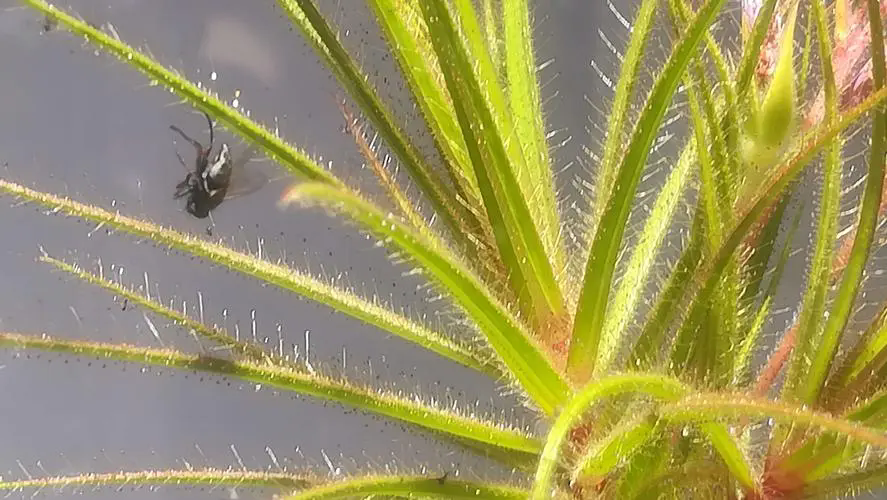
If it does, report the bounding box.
[280,182,569,414]
[530,373,690,500]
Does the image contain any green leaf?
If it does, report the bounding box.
[663,393,887,450]
[567,0,726,383]
[0,333,540,456]
[798,0,887,406]
[584,0,658,246]
[846,386,887,424]
[616,436,670,499]
[530,373,690,499]
[502,0,564,276]
[280,474,527,499]
[276,0,472,246]
[682,42,738,384]
[629,210,704,369]
[741,193,789,305]
[572,413,659,481]
[698,423,756,492]
[735,202,803,387]
[26,0,337,185]
[281,182,569,414]
[0,469,312,493]
[0,179,494,377]
[365,0,479,201]
[669,84,887,373]
[827,302,887,408]
[40,255,270,363]
[601,135,696,370]
[418,0,565,324]
[482,0,503,78]
[803,464,887,500]
[797,8,816,100]
[673,0,740,197]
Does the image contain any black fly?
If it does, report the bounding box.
[170,112,234,219]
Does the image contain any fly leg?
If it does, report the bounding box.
[171,121,210,175]
[206,211,216,236]
[174,173,193,199]
[169,124,204,155]
[201,111,214,150]
[172,147,190,174]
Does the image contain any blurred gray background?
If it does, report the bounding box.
[0,0,629,498]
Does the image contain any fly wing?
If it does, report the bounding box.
[224,144,271,200]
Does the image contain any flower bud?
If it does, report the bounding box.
[742,3,798,171]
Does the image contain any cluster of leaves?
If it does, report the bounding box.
[4,0,887,498]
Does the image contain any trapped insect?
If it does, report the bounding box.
[170,112,267,219]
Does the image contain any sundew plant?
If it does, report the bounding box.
[4,0,887,498]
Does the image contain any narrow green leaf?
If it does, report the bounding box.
[276,0,470,245]
[629,210,704,369]
[585,0,658,241]
[281,182,569,414]
[482,0,502,77]
[449,0,534,192]
[663,393,887,450]
[846,386,887,424]
[503,0,564,273]
[803,464,887,500]
[0,333,541,456]
[572,413,658,481]
[682,53,740,384]
[673,0,740,195]
[616,437,670,499]
[0,470,312,493]
[798,0,887,406]
[568,0,725,383]
[741,193,789,304]
[0,179,494,377]
[686,59,722,255]
[628,459,724,499]
[41,256,270,363]
[735,203,803,386]
[281,474,527,499]
[365,0,479,201]
[419,0,565,324]
[828,302,887,407]
[25,0,337,185]
[698,423,756,492]
[450,0,564,280]
[601,137,696,370]
[669,85,887,372]
[798,7,816,100]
